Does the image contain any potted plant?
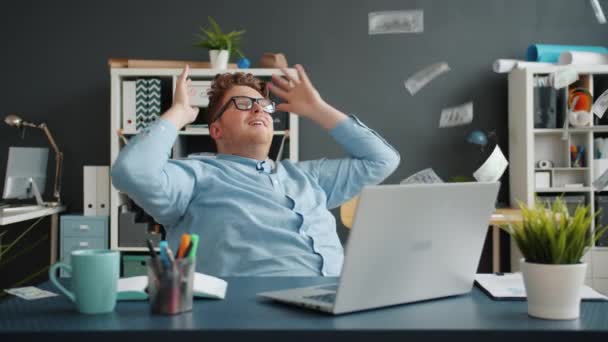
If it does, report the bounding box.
[194,16,246,69]
[502,197,607,320]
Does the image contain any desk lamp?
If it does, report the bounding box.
[4,114,63,207]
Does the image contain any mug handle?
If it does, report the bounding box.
[48,262,75,302]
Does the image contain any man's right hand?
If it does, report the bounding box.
[162,65,200,130]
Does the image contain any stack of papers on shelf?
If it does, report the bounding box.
[475,273,608,301]
[117,272,227,301]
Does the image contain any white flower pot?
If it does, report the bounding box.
[209,50,230,69]
[520,259,587,320]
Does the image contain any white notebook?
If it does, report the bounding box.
[475,273,608,301]
[116,272,227,301]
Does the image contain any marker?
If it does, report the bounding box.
[188,234,199,262]
[177,234,191,259]
[159,241,170,268]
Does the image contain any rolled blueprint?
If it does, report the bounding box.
[558,51,608,65]
[526,44,608,63]
[492,59,553,73]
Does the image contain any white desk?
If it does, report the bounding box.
[0,205,66,264]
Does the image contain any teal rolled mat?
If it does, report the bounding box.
[527,44,608,63]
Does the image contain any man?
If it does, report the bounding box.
[111,64,400,276]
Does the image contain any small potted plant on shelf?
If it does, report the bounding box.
[194,16,247,69]
[502,197,607,320]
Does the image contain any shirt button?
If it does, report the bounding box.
[273,180,279,184]
[299,230,306,237]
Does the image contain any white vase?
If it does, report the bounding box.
[520,259,587,320]
[209,50,230,69]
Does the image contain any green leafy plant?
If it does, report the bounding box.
[193,16,245,59]
[502,197,608,264]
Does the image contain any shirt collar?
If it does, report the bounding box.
[216,153,274,173]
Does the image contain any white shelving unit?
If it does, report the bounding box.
[508,65,608,294]
[109,68,299,252]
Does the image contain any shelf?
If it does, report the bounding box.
[114,247,150,252]
[534,168,589,171]
[534,126,608,134]
[123,130,290,136]
[535,187,592,192]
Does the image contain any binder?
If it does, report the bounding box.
[83,166,97,216]
[122,81,137,134]
[84,166,110,216]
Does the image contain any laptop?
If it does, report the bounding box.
[257,182,500,315]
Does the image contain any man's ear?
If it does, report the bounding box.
[210,122,222,140]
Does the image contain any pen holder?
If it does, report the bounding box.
[147,258,195,315]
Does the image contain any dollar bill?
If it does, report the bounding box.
[5,286,58,300]
[400,168,444,185]
[593,168,608,190]
[593,89,608,118]
[368,10,424,35]
[590,0,607,24]
[439,102,474,128]
[473,145,509,182]
[404,62,450,95]
[551,68,579,89]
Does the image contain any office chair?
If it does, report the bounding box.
[339,195,360,229]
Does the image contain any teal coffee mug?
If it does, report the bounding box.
[49,249,119,314]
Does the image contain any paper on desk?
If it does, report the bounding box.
[368,10,423,35]
[439,102,473,128]
[590,0,607,24]
[400,168,444,184]
[4,286,58,300]
[404,62,450,95]
[592,88,608,118]
[473,145,508,182]
[550,68,579,89]
[475,273,608,300]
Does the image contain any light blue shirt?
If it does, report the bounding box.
[111,115,400,277]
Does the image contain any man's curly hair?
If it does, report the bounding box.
[206,72,268,125]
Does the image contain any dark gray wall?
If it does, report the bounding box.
[0,0,607,279]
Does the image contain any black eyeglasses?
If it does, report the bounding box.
[212,96,276,122]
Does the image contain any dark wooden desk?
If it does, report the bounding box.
[1,277,607,342]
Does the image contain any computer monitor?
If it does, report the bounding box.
[2,147,48,204]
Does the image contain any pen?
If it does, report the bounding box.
[146,239,161,278]
[166,246,177,270]
[188,234,200,262]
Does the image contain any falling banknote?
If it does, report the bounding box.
[400,168,444,185]
[368,10,424,35]
[593,89,608,118]
[551,68,579,89]
[590,0,607,24]
[439,102,474,128]
[594,168,608,190]
[405,62,450,95]
[473,145,509,182]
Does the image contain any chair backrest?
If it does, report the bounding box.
[339,195,360,229]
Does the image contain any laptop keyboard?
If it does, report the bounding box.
[304,292,336,303]
[317,284,338,291]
